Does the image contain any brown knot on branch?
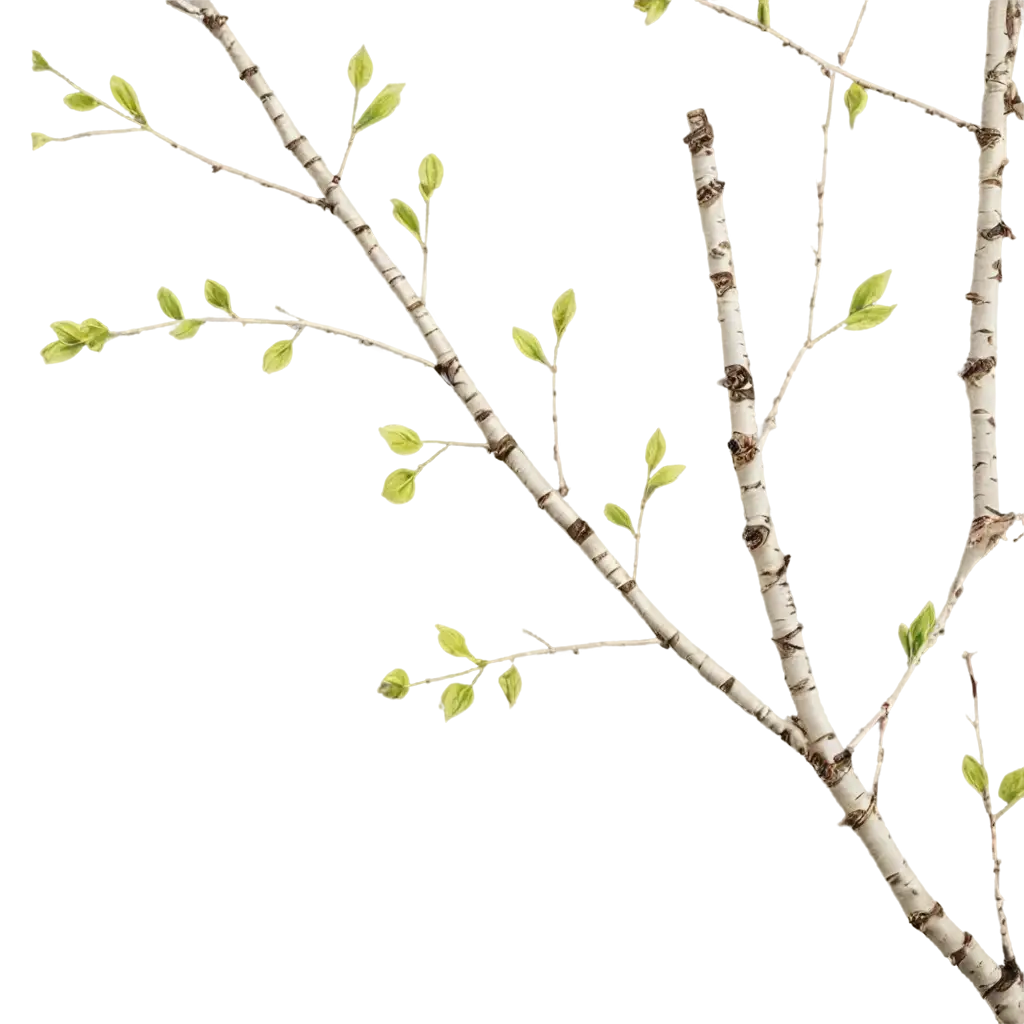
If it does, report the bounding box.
[975,126,1003,149]
[566,518,593,545]
[908,902,945,932]
[683,109,714,154]
[203,13,229,29]
[434,355,461,386]
[968,511,1017,553]
[949,933,974,967]
[742,523,770,550]
[696,180,726,207]
[239,65,259,81]
[488,434,519,464]
[719,364,755,402]
[808,747,852,788]
[772,624,804,660]
[710,271,735,297]
[727,431,758,468]
[980,221,1016,241]
[959,355,997,383]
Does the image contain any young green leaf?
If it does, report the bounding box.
[157,287,184,320]
[170,319,204,340]
[353,83,405,133]
[634,0,671,24]
[440,682,474,722]
[962,754,989,795]
[204,279,235,317]
[64,92,100,112]
[377,668,410,700]
[898,623,911,658]
[262,340,294,374]
[604,503,635,533]
[845,304,896,331]
[80,318,110,352]
[849,270,892,313]
[757,0,770,27]
[436,625,477,662]
[512,327,548,365]
[390,198,422,242]
[499,665,522,709]
[552,288,577,342]
[110,75,146,124]
[845,81,867,128]
[32,50,51,72]
[41,340,85,364]
[646,464,686,497]
[348,45,373,91]
[907,601,935,658]
[378,424,423,456]
[382,468,417,504]
[645,428,666,471]
[50,321,85,346]
[419,153,444,200]
[998,768,1024,805]
[32,133,53,151]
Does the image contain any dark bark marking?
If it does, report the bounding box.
[696,179,726,207]
[960,356,997,383]
[353,223,371,235]
[489,434,518,463]
[203,14,229,29]
[949,933,974,967]
[434,356,461,386]
[710,271,735,297]
[239,66,259,81]
[719,676,736,694]
[720,364,755,402]
[303,155,323,169]
[907,902,945,931]
[728,432,758,468]
[474,409,493,424]
[567,518,593,544]
[618,579,637,595]
[983,960,1021,998]
[258,92,273,103]
[743,524,770,550]
[591,549,608,563]
[285,135,307,151]
[684,108,714,153]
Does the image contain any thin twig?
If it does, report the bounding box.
[551,335,569,496]
[421,198,431,304]
[753,0,872,448]
[409,638,663,687]
[419,439,489,448]
[633,471,652,582]
[41,64,326,208]
[522,629,554,650]
[871,702,888,803]
[108,313,433,367]
[964,652,1016,965]
[44,128,146,143]
[689,0,976,131]
[847,520,1015,753]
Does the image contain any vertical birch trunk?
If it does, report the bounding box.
[159,2,1024,1015]
[962,4,1019,532]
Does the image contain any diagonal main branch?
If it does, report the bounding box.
[690,0,977,131]
[159,6,1024,1015]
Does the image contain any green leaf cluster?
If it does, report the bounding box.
[512,288,576,366]
[157,287,184,320]
[633,0,671,25]
[643,427,684,498]
[845,81,867,129]
[898,601,935,662]
[382,468,417,504]
[440,683,474,722]
[40,318,110,364]
[170,319,204,340]
[846,270,895,331]
[436,624,484,665]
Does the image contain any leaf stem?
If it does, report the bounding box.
[421,198,430,305]
[689,0,976,131]
[964,652,1016,965]
[414,445,449,473]
[633,469,652,582]
[419,440,489,448]
[550,339,570,496]
[45,128,146,143]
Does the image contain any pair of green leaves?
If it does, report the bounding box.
[379,424,426,503]
[845,82,868,129]
[962,757,1024,806]
[391,155,445,243]
[634,0,671,25]
[513,289,577,366]
[61,74,146,125]
[605,428,685,535]
[41,318,110,363]
[157,280,236,343]
[898,601,935,662]
[437,624,485,722]
[846,270,895,331]
[439,666,521,719]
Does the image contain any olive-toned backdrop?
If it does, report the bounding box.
[4,2,1019,1024]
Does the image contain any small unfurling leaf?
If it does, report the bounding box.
[633,0,671,25]
[499,665,522,709]
[440,682,474,722]
[157,287,184,320]
[962,754,989,795]
[512,327,548,365]
[32,51,51,72]
[382,468,417,504]
[390,198,422,242]
[998,768,1024,805]
[32,133,53,151]
[348,45,373,91]
[646,464,686,497]
[64,92,100,112]
[378,668,410,700]
[604,503,635,533]
[41,340,85,364]
[757,0,770,27]
[378,424,423,455]
[204,279,235,317]
[898,623,911,659]
[110,75,146,124]
[906,601,935,659]
[849,270,892,313]
[845,304,896,331]
[80,318,110,352]
[170,319,204,340]
[353,83,405,133]
[552,288,576,342]
[845,81,868,129]
[436,625,478,662]
[645,428,666,471]
[262,340,294,374]
[419,153,444,200]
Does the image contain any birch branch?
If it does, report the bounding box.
[686,106,1023,1020]
[689,0,977,132]
[964,652,1017,968]
[962,2,1019,536]
[761,3,868,447]
[121,4,1024,1015]
[39,61,326,209]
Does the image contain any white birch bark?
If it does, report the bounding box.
[686,105,1023,1020]
[961,0,1019,546]
[165,2,806,754]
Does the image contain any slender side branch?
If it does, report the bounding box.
[962,2,1019,536]
[551,334,569,497]
[760,4,867,448]
[43,128,145,143]
[157,6,1024,1015]
[39,63,325,208]
[964,653,1017,968]
[421,199,431,304]
[689,0,977,131]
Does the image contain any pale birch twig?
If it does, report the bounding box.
[551,333,569,496]
[847,520,1015,753]
[689,0,977,132]
[760,4,867,448]
[39,63,326,209]
[964,652,1017,968]
[125,6,1024,1015]
[962,2,1019,536]
[41,128,146,143]
[421,199,431,304]
[686,106,1020,1016]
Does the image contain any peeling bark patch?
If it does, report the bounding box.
[683,108,714,153]
[728,432,758,468]
[742,524,770,550]
[618,579,637,595]
[960,356,997,382]
[696,179,726,206]
[203,13,229,29]
[965,291,986,304]
[258,92,273,103]
[839,805,872,830]
[489,434,518,463]
[434,356,461,386]
[285,135,307,152]
[950,933,974,967]
[474,408,493,424]
[975,126,1003,149]
[719,676,736,694]
[772,624,804,659]
[981,221,1015,240]
[720,364,755,402]
[710,271,735,297]
[808,748,852,787]
[567,518,593,544]
[983,960,1022,999]
[908,902,944,931]
[239,66,259,81]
